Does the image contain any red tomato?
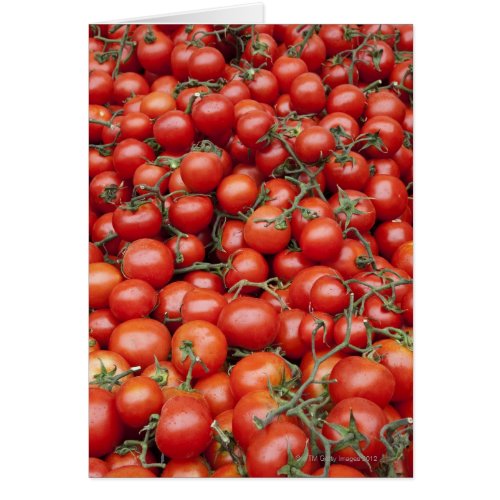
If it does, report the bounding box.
[153,110,195,152]
[310,275,349,314]
[109,318,171,369]
[326,84,366,119]
[193,372,235,417]
[329,356,396,407]
[89,387,124,457]
[322,397,387,470]
[161,457,210,478]
[290,72,326,114]
[155,394,212,459]
[244,205,291,254]
[294,126,335,164]
[223,248,269,292]
[299,217,343,262]
[230,352,292,400]
[246,422,313,477]
[218,297,279,350]
[171,320,227,377]
[364,175,408,221]
[109,278,158,321]
[300,349,345,399]
[115,376,163,428]
[373,339,413,402]
[216,174,258,215]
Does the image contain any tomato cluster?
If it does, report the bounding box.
[89,23,413,478]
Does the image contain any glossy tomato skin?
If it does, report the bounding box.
[244,206,291,255]
[322,397,387,470]
[112,138,155,180]
[115,376,164,428]
[357,40,395,82]
[332,314,369,353]
[246,422,313,477]
[288,265,339,311]
[112,202,163,241]
[104,466,156,478]
[230,352,292,400]
[89,457,110,477]
[232,390,290,450]
[373,339,413,402]
[122,238,174,289]
[300,349,345,399]
[360,116,404,159]
[374,220,413,259]
[290,72,326,114]
[155,394,212,459]
[329,189,376,233]
[217,297,279,350]
[153,110,195,152]
[152,281,194,327]
[171,320,227,378]
[161,457,210,478]
[109,318,171,369]
[364,175,408,221]
[299,217,343,262]
[89,309,120,348]
[324,152,370,192]
[192,94,235,138]
[275,309,307,360]
[223,248,269,292]
[193,372,235,417]
[272,250,313,282]
[168,195,214,234]
[392,241,413,277]
[108,278,158,321]
[216,174,258,215]
[326,84,366,119]
[329,356,396,408]
[89,262,123,309]
[310,275,349,315]
[89,387,124,457]
[180,288,226,325]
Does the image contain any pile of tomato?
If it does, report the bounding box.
[88,23,413,478]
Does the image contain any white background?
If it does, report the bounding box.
[1,0,499,498]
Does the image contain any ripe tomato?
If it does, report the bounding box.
[392,241,413,277]
[112,202,162,241]
[299,311,335,350]
[299,217,343,262]
[179,152,223,194]
[89,262,123,309]
[89,457,109,478]
[161,457,210,478]
[318,24,359,55]
[374,221,413,259]
[119,112,153,141]
[155,394,212,459]
[291,197,333,240]
[193,372,235,417]
[122,238,174,289]
[366,90,406,123]
[171,320,227,378]
[329,356,396,407]
[326,84,366,119]
[294,126,335,164]
[244,205,291,254]
[216,174,258,214]
[324,152,370,192]
[112,138,156,180]
[290,72,326,114]
[104,466,156,478]
[245,69,279,105]
[188,46,225,80]
[88,349,132,390]
[272,56,308,93]
[168,195,214,234]
[274,308,307,359]
[246,422,313,477]
[109,318,171,369]
[373,339,413,402]
[218,297,279,350]
[236,110,274,150]
[310,275,349,314]
[89,387,124,457]
[115,376,163,428]
[272,249,313,282]
[229,352,292,400]
[191,94,235,138]
[329,189,376,232]
[109,278,158,321]
[327,238,369,279]
[288,265,339,311]
[322,397,387,470]
[153,110,195,152]
[356,40,395,82]
[89,171,132,214]
[360,116,404,159]
[364,174,408,221]
[332,314,369,353]
[300,349,345,399]
[223,248,269,292]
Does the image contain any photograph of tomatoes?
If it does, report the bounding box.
[89,23,413,478]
